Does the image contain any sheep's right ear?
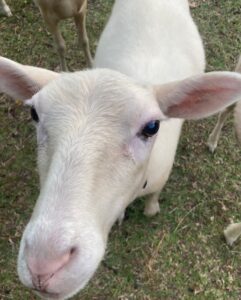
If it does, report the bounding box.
[154,71,241,120]
[0,56,58,101]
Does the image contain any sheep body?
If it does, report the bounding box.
[94,0,205,215]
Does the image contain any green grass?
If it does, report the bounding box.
[0,0,241,299]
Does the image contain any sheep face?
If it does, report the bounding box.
[17,69,162,299]
[2,58,241,300]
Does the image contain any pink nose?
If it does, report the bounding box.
[27,248,75,291]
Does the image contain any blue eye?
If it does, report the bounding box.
[141,120,160,138]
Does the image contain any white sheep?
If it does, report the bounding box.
[1,0,241,299]
[34,0,93,70]
[207,55,241,152]
[0,0,12,16]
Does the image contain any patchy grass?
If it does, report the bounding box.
[0,0,241,299]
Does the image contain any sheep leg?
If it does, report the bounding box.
[0,0,12,17]
[207,105,234,153]
[144,191,160,217]
[51,25,68,72]
[224,222,241,246]
[44,17,68,71]
[74,3,93,68]
[117,210,125,226]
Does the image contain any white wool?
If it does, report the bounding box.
[2,1,241,299]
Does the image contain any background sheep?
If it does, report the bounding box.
[207,55,241,152]
[34,0,92,70]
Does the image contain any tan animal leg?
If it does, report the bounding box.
[207,105,234,153]
[74,2,93,68]
[44,17,68,71]
[207,55,241,153]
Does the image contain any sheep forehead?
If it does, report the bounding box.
[34,69,161,127]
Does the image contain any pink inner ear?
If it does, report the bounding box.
[0,61,39,100]
[165,75,241,120]
[166,87,225,118]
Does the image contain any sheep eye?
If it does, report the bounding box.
[30,107,39,122]
[141,120,160,138]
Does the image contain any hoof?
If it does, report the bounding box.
[144,202,160,217]
[207,138,217,153]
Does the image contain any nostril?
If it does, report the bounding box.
[70,246,77,256]
[27,247,76,290]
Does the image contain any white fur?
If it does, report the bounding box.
[94,0,204,201]
[1,1,241,299]
[0,0,12,16]
[34,0,92,70]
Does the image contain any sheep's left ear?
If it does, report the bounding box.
[0,56,58,101]
[154,72,241,120]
